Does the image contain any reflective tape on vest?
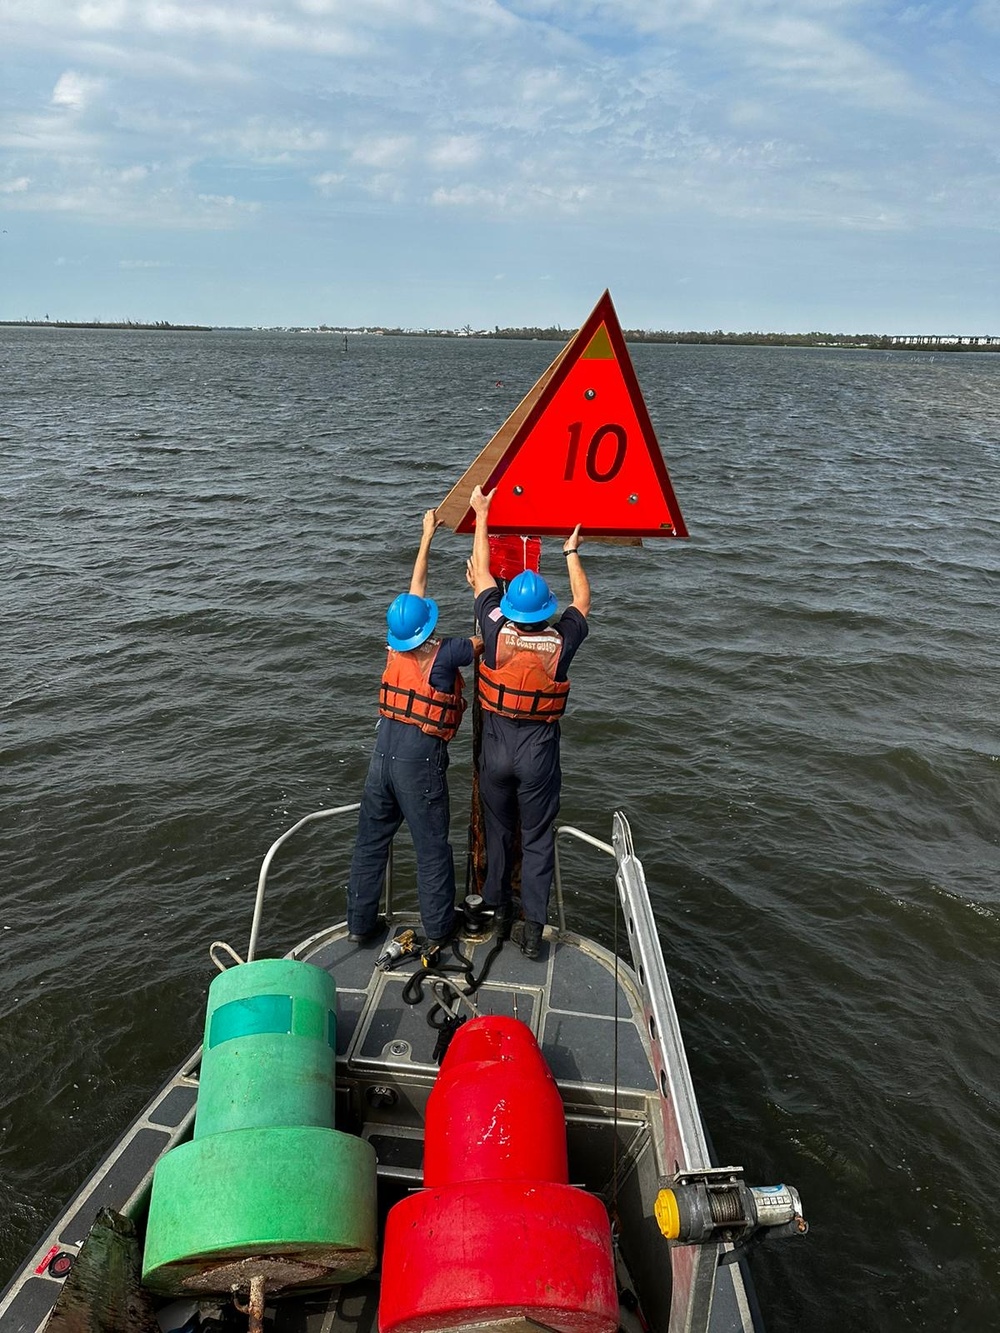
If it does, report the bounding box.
[479,626,569,722]
[379,640,466,741]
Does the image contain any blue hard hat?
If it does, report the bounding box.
[386,593,439,650]
[499,570,558,624]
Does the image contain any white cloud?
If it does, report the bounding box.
[360,172,405,201]
[119,258,169,267]
[0,0,997,259]
[51,69,106,110]
[427,136,482,169]
[518,66,585,107]
[0,156,262,229]
[748,15,916,113]
[727,100,770,128]
[196,192,261,214]
[78,1,131,27]
[311,171,345,194]
[431,178,594,213]
[78,42,249,85]
[201,119,331,162]
[144,4,360,54]
[0,177,31,193]
[351,136,414,168]
[431,183,504,208]
[0,114,101,154]
[972,0,1000,30]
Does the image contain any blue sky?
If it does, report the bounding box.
[1,0,998,332]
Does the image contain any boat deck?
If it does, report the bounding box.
[0,830,760,1333]
[313,917,657,1100]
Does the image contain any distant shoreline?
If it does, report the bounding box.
[2,318,996,352]
[0,319,211,332]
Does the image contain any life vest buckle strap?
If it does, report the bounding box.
[379,645,466,742]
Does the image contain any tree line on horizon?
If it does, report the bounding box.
[380,326,995,350]
[0,318,210,331]
[3,318,994,349]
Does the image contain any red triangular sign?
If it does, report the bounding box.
[437,291,688,539]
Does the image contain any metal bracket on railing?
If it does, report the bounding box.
[209,940,245,972]
[247,803,361,962]
[611,809,710,1171]
[553,823,614,932]
[610,809,721,1333]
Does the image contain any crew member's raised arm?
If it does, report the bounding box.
[563,523,590,618]
[409,509,440,598]
[468,486,497,595]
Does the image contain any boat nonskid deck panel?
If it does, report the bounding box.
[0,815,769,1333]
[303,921,658,1093]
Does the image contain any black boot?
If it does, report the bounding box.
[348,918,385,945]
[490,900,514,940]
[519,920,544,960]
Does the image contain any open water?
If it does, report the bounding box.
[1,327,997,1331]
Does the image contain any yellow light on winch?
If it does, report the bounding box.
[654,1188,680,1241]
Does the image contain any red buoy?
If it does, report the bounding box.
[487,534,541,583]
[379,1017,618,1333]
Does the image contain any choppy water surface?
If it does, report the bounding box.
[1,327,997,1331]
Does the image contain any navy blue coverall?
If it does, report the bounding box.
[473,587,588,927]
[347,636,474,942]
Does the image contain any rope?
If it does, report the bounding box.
[611,868,622,1234]
[400,933,509,1064]
[430,974,481,1018]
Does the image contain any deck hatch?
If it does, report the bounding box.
[542,1013,655,1090]
[548,940,637,1018]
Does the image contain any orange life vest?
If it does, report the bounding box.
[379,640,466,741]
[479,625,569,723]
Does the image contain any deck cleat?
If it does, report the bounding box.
[459,893,489,936]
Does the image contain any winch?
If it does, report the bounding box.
[655,1166,807,1258]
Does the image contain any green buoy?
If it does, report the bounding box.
[142,959,376,1296]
